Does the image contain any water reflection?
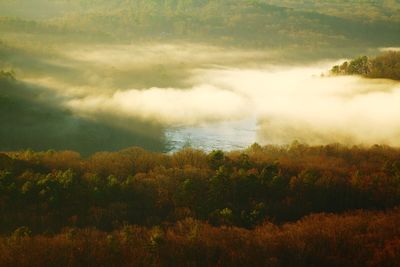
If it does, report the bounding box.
[166,117,257,152]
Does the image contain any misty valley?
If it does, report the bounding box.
[1,1,400,266]
[2,44,400,153]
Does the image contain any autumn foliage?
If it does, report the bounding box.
[0,210,400,267]
[330,51,400,80]
[1,143,400,265]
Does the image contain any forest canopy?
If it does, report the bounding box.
[1,143,400,233]
[330,50,400,80]
[1,144,400,266]
[0,0,399,51]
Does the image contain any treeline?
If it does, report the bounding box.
[1,209,400,267]
[2,144,400,265]
[43,1,400,48]
[330,50,400,80]
[1,0,400,49]
[1,143,400,234]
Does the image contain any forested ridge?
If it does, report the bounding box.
[1,144,400,265]
[1,0,399,50]
[331,51,400,80]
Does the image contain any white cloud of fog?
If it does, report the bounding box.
[67,60,400,146]
[200,65,400,146]
[68,85,249,125]
[67,43,273,68]
[27,44,400,147]
[379,47,400,52]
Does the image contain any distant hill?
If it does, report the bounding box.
[0,0,399,50]
[330,51,400,80]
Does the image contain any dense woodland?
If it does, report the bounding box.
[0,0,399,52]
[331,51,400,80]
[1,144,400,265]
[1,210,400,267]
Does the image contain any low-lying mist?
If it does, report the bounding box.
[60,46,400,147]
[5,43,400,151]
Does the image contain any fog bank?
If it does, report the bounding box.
[65,55,400,146]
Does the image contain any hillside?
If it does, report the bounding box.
[0,72,165,154]
[331,51,400,80]
[1,144,400,265]
[0,0,399,51]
